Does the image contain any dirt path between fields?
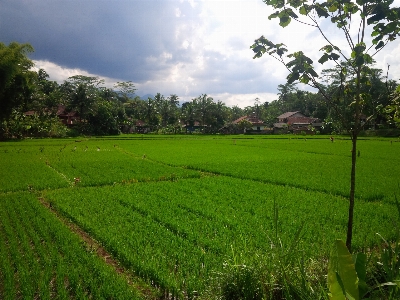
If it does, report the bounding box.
[37,196,162,300]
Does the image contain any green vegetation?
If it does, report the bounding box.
[0,191,141,299]
[1,136,399,298]
[1,39,399,139]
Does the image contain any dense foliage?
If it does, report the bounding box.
[0,41,398,139]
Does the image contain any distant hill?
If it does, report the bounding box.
[140,94,154,100]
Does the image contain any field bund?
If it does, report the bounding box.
[0,135,399,298]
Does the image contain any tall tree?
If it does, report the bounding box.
[193,94,214,129]
[28,69,61,113]
[386,85,400,127]
[62,76,104,123]
[155,93,180,128]
[181,101,196,127]
[144,96,159,129]
[0,42,35,124]
[124,96,146,121]
[113,81,136,103]
[251,0,400,251]
[229,105,244,122]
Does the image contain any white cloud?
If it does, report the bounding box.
[211,92,278,108]
[33,60,122,88]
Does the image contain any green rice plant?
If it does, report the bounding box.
[42,142,202,187]
[1,136,398,298]
[205,199,328,300]
[0,149,69,192]
[0,192,143,299]
[114,137,400,203]
[44,176,398,297]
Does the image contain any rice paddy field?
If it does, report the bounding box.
[0,135,399,299]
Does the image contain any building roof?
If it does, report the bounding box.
[232,115,265,125]
[287,117,320,124]
[232,116,247,124]
[277,111,301,119]
[25,105,79,117]
[57,105,79,117]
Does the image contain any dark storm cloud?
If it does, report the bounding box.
[0,0,201,82]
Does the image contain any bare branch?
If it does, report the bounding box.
[361,5,366,44]
[337,6,355,50]
[309,15,351,65]
[357,18,363,44]
[292,17,317,27]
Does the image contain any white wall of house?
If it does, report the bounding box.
[252,125,267,131]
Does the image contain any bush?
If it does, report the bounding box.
[220,265,264,300]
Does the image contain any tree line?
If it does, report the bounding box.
[0,41,399,139]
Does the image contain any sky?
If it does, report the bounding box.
[1,0,400,108]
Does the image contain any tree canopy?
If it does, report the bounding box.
[0,42,35,122]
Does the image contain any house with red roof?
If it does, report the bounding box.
[25,105,79,127]
[274,111,323,134]
[230,113,272,134]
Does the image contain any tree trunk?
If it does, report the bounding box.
[347,63,362,252]
[346,132,357,252]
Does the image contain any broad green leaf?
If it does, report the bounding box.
[355,56,364,67]
[287,72,300,84]
[308,68,319,78]
[353,253,368,297]
[371,31,379,37]
[367,11,386,25]
[300,74,310,84]
[276,47,287,56]
[320,45,333,53]
[318,53,329,64]
[372,35,383,44]
[299,6,307,15]
[383,22,397,34]
[268,11,280,20]
[279,16,291,27]
[331,53,340,60]
[375,41,385,50]
[328,240,359,300]
[363,54,373,64]
[251,45,265,53]
[354,44,366,54]
[315,6,330,18]
[329,4,338,12]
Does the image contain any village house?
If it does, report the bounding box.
[25,105,79,127]
[274,111,323,134]
[217,113,273,134]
